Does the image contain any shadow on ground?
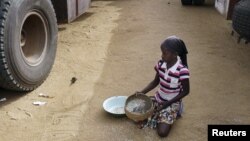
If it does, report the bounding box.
[0,88,27,107]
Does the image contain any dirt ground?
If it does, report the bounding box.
[0,0,250,141]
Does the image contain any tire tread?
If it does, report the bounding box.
[0,0,57,91]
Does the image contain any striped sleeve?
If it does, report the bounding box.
[179,66,190,80]
[154,60,163,73]
[154,61,159,72]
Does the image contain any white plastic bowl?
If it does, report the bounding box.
[103,96,128,115]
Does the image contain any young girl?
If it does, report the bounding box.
[135,36,190,137]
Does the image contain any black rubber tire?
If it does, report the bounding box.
[232,0,250,40]
[0,0,58,91]
[193,0,205,5]
[181,0,193,5]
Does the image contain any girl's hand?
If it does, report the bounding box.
[156,104,163,112]
[156,102,170,112]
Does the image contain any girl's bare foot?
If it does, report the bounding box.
[135,120,148,129]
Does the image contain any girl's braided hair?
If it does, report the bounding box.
[161,36,188,68]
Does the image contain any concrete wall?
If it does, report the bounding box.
[215,0,240,20]
[51,0,91,23]
[215,0,229,17]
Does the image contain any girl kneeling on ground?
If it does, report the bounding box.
[135,35,190,137]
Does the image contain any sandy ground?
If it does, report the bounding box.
[0,0,250,141]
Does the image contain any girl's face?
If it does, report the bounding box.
[161,48,176,63]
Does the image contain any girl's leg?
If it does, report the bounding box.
[157,123,172,137]
[156,102,180,137]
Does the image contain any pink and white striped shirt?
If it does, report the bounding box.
[154,57,190,102]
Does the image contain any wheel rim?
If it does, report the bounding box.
[20,10,48,66]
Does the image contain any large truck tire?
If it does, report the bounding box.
[181,0,193,5]
[193,0,205,5]
[0,0,58,91]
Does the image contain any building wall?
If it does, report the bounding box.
[215,0,240,20]
[215,0,229,17]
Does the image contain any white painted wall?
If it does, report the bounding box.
[215,0,230,17]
